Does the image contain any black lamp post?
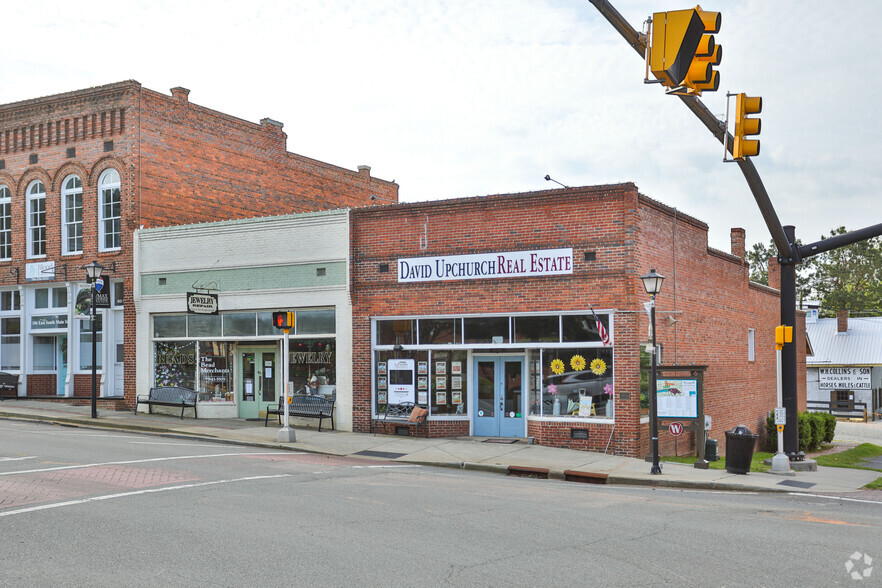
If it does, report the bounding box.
[640,269,665,475]
[83,261,105,419]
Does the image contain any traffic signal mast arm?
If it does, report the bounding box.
[589,0,792,258]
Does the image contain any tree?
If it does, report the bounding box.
[745,238,816,306]
[812,227,882,316]
[748,227,882,315]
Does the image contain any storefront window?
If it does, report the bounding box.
[223,313,256,337]
[154,315,186,338]
[419,318,458,345]
[1,317,20,370]
[296,309,336,334]
[154,341,196,388]
[376,319,415,346]
[562,314,608,344]
[33,336,56,370]
[531,347,614,418]
[79,315,103,370]
[288,339,335,395]
[430,350,468,415]
[514,315,559,343]
[463,316,509,344]
[374,349,428,415]
[198,341,233,401]
[257,312,276,336]
[188,314,222,337]
[1,290,20,311]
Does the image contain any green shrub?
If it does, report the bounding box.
[763,412,778,452]
[821,412,836,443]
[797,412,813,452]
[809,412,826,450]
[762,411,836,453]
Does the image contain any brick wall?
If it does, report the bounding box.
[350,184,799,457]
[136,86,398,227]
[0,80,398,409]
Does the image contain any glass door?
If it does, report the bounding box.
[473,356,525,437]
[57,336,67,396]
[237,346,278,419]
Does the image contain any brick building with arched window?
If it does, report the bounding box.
[0,81,397,408]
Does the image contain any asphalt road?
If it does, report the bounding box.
[2,419,881,587]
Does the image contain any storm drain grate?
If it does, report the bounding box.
[776,479,816,489]
[354,450,406,459]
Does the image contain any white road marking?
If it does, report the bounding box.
[0,456,37,462]
[0,452,298,477]
[0,474,292,518]
[788,492,882,505]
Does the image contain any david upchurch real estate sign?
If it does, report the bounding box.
[398,248,573,283]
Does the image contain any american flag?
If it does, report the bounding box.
[590,306,610,346]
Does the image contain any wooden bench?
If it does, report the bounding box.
[136,387,198,419]
[265,394,335,431]
[0,371,19,400]
[371,402,428,438]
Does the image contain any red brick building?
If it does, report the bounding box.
[0,81,397,407]
[350,183,804,457]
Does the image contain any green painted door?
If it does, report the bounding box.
[237,347,278,419]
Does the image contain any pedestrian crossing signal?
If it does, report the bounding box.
[272,311,294,330]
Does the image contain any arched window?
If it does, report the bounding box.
[98,169,121,251]
[26,180,46,258]
[61,175,83,255]
[0,186,10,261]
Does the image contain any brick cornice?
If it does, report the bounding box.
[0,81,139,123]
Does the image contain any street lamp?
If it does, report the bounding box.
[83,261,105,419]
[640,268,665,475]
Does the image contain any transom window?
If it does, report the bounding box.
[62,175,83,255]
[0,186,10,260]
[98,169,121,251]
[26,181,46,258]
[375,313,612,347]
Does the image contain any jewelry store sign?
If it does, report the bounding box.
[187,292,219,315]
[818,367,872,390]
[398,248,573,283]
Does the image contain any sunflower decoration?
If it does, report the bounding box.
[550,359,565,375]
[570,354,586,372]
[590,358,607,376]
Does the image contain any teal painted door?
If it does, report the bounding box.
[473,356,525,437]
[237,347,278,419]
[57,336,67,396]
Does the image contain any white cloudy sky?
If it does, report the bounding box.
[3,0,880,251]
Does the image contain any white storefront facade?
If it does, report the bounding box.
[134,210,354,430]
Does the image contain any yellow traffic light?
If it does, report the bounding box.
[683,7,721,95]
[733,93,762,159]
[648,5,721,95]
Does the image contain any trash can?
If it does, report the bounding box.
[725,425,758,474]
[705,437,719,461]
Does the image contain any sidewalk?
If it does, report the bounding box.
[1,400,879,495]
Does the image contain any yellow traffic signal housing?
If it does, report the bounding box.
[775,325,793,349]
[648,5,721,95]
[733,93,762,158]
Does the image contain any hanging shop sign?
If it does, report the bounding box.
[94,276,111,309]
[398,248,573,283]
[818,367,872,390]
[26,260,55,282]
[187,292,219,315]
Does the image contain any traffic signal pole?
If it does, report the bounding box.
[588,0,882,459]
